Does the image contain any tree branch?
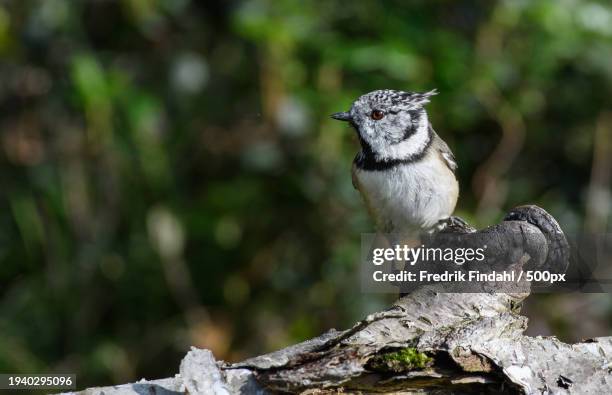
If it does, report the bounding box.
[66,206,610,395]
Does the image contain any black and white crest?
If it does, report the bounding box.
[356,89,438,112]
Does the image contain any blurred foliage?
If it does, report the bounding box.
[0,0,611,389]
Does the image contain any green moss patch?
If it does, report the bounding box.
[368,348,433,373]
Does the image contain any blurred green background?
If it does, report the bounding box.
[1,0,611,389]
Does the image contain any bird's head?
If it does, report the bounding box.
[332,89,436,162]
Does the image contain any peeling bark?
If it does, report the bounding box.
[64,206,611,395]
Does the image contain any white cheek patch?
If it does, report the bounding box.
[377,114,430,161]
[385,115,413,143]
[362,121,388,154]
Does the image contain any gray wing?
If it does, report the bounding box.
[430,126,457,173]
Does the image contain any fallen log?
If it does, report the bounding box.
[67,206,612,394]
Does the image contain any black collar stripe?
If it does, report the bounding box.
[354,126,433,171]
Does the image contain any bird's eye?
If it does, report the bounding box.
[371,110,384,120]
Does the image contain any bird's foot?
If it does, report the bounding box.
[434,216,476,234]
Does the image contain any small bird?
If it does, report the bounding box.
[332,89,459,233]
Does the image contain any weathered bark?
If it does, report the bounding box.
[64,206,612,395]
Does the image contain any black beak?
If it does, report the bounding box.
[331,111,352,122]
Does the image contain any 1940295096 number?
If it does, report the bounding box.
[1,374,75,389]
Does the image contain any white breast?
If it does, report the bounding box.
[354,152,458,232]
